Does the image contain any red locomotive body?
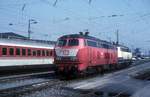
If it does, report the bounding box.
[54,32,117,75]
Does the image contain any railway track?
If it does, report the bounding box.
[62,61,150,97]
[0,71,55,82]
[0,71,63,97]
[0,60,149,97]
[0,79,63,97]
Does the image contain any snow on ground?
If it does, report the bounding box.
[65,62,150,96]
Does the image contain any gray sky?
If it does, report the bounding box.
[0,0,150,52]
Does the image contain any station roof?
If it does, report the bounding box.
[0,32,56,45]
[0,32,27,39]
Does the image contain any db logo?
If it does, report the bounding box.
[63,50,69,55]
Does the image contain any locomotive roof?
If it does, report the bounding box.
[117,44,130,49]
[59,34,113,45]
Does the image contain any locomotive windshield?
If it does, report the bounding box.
[57,39,67,46]
[56,38,79,46]
[68,39,79,46]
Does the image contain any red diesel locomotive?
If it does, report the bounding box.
[54,32,117,75]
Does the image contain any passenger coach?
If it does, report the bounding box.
[0,38,55,71]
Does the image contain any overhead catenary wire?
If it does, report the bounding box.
[89,0,92,4]
[53,0,58,6]
[0,0,149,43]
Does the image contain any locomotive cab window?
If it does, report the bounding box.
[68,39,79,46]
[121,47,130,52]
[2,48,7,55]
[57,39,67,46]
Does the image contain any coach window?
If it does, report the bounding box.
[9,48,14,55]
[46,51,49,56]
[28,49,31,56]
[37,50,41,56]
[22,48,26,56]
[16,48,20,55]
[42,50,45,56]
[33,50,36,56]
[68,39,79,46]
[2,48,7,55]
[50,51,52,56]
